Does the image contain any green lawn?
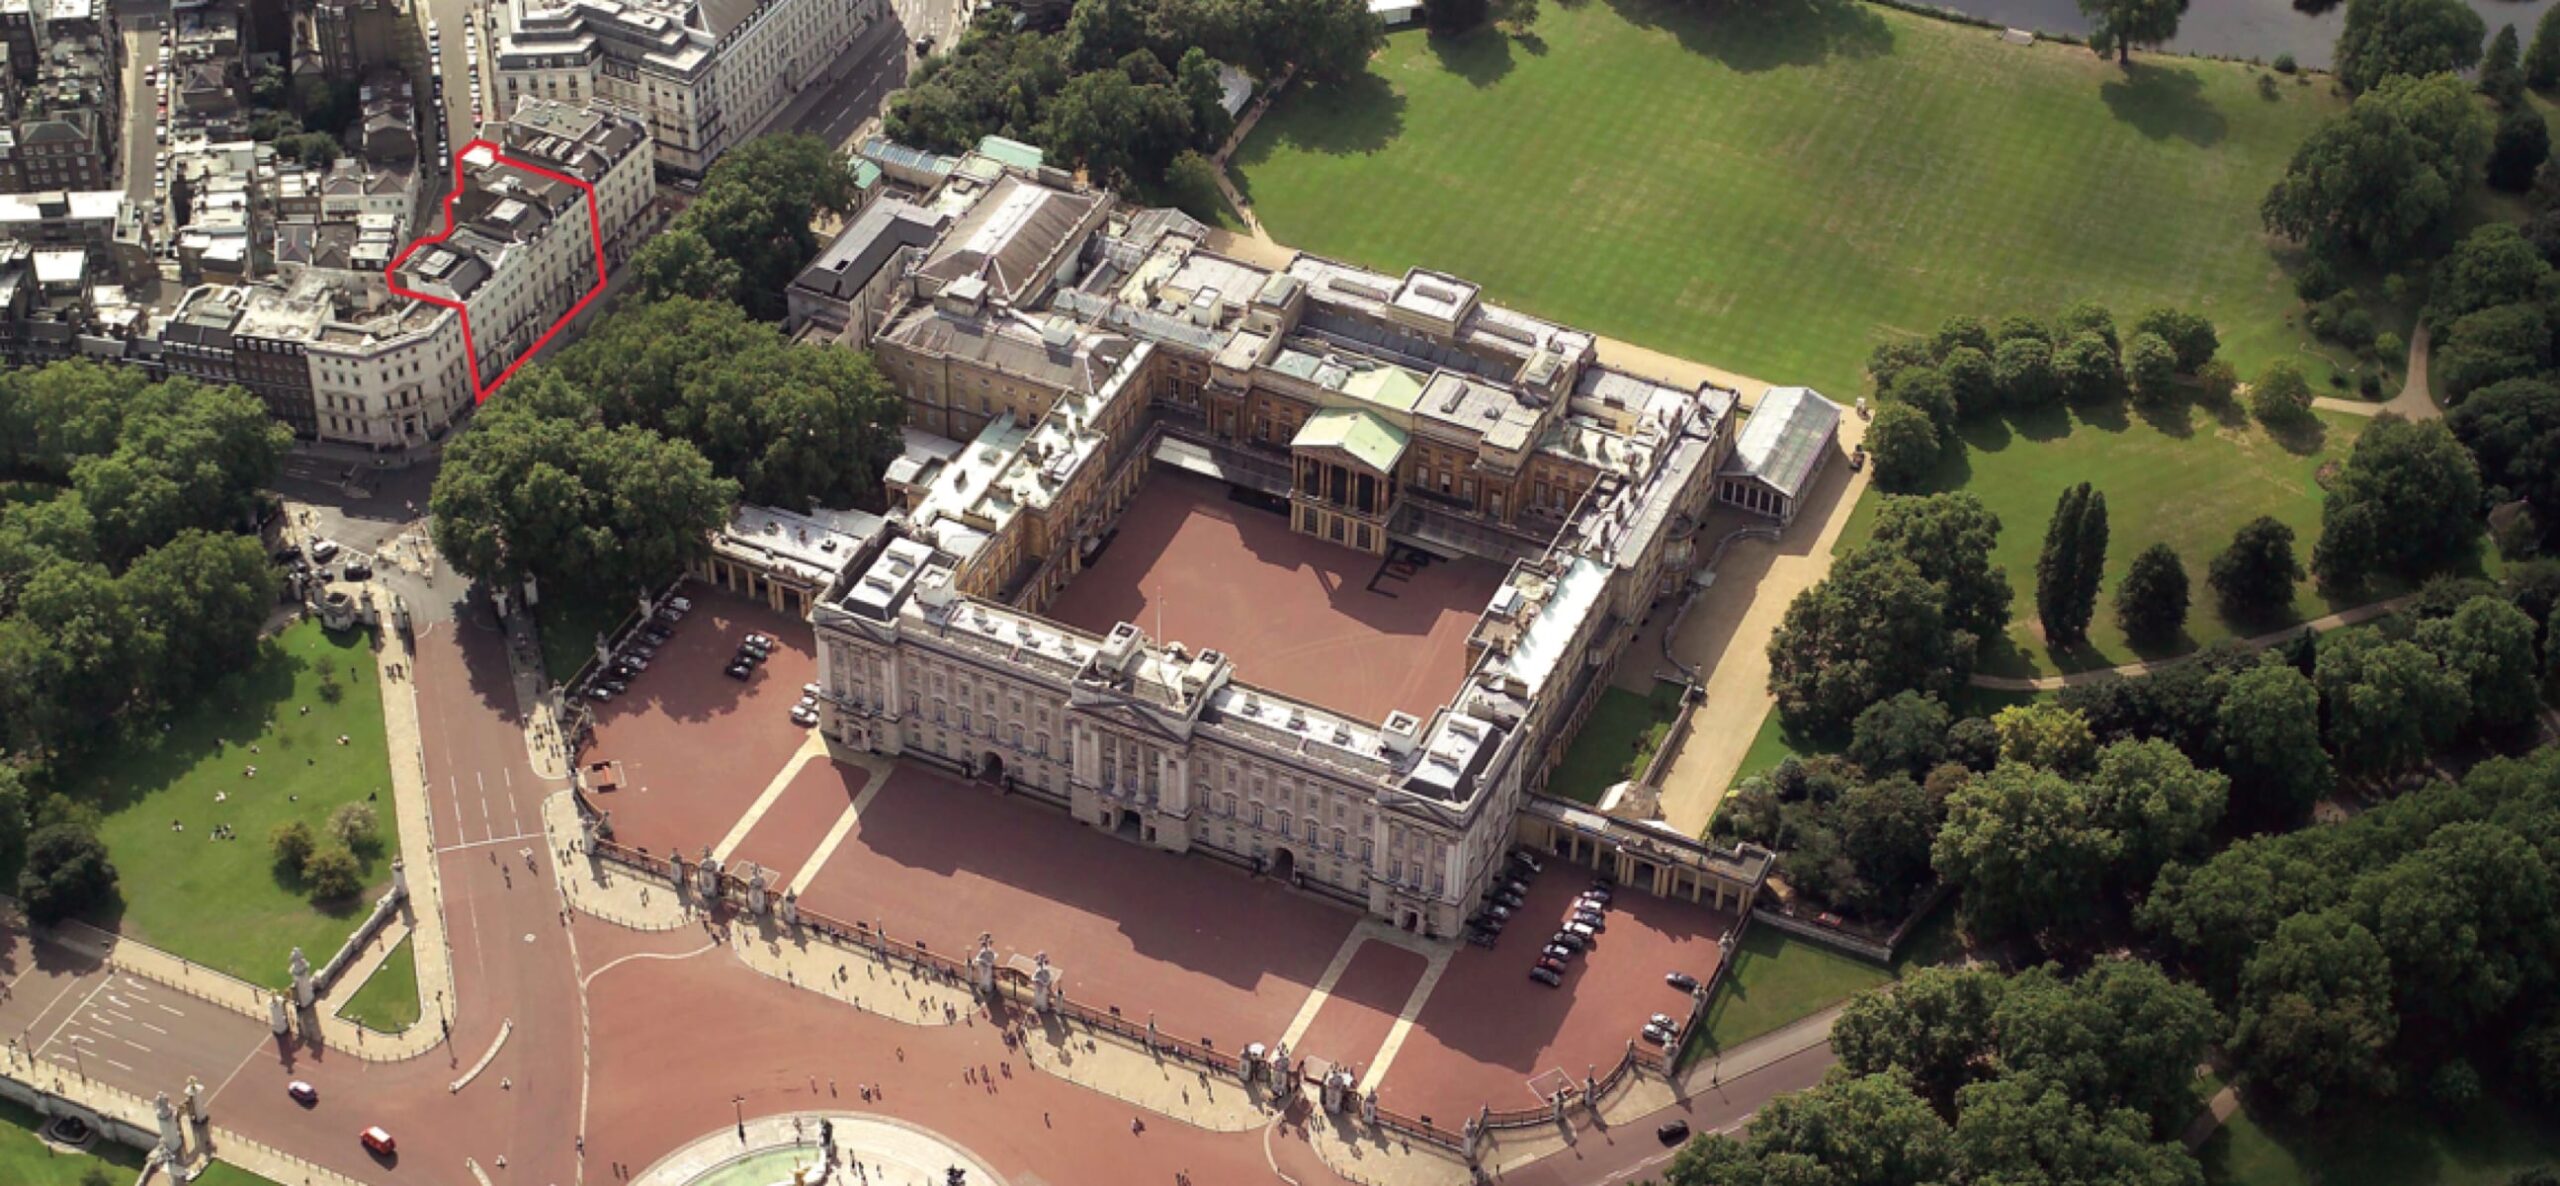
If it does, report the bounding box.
[1698,924,1891,1050]
[0,1097,144,1186]
[536,595,627,688]
[1837,400,2366,678]
[334,936,421,1032]
[188,1165,285,1186]
[1548,684,1684,803]
[1235,0,2346,400]
[2201,1092,2560,1186]
[69,620,401,989]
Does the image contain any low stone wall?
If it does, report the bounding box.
[314,887,404,997]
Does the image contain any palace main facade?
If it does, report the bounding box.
[794,153,1788,937]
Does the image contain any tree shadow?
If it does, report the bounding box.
[1427,25,1516,88]
[1601,0,1892,73]
[2007,402,2076,444]
[2130,394,2196,439]
[2070,394,2132,435]
[1230,72,1407,161]
[2266,412,2329,456]
[2098,61,2228,147]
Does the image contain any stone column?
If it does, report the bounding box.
[288,947,315,1010]
[779,890,800,929]
[971,933,997,998]
[389,857,408,902]
[185,1076,207,1124]
[1031,952,1056,1012]
[267,994,290,1036]
[153,1092,182,1160]
[579,811,598,854]
[745,865,769,916]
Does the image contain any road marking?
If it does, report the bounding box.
[36,977,114,1061]
[114,1034,152,1054]
[712,732,829,864]
[102,1055,134,1073]
[1278,934,1368,1052]
[788,766,890,894]
[137,1020,168,1036]
[438,830,544,854]
[154,1002,182,1017]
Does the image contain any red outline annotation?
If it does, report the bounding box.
[385,138,610,405]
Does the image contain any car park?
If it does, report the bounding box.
[1665,971,1700,993]
[362,1126,396,1156]
[287,1080,317,1105]
[1528,966,1561,987]
[1656,1120,1689,1146]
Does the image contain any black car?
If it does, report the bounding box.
[343,561,373,581]
[724,660,753,680]
[1571,910,1607,932]
[601,678,629,694]
[1665,971,1700,993]
[1528,966,1562,987]
[1510,850,1544,874]
[1656,1121,1690,1146]
[642,623,674,642]
[1468,912,1505,933]
[1551,931,1586,953]
[1503,878,1530,896]
[1463,929,1497,949]
[1493,891,1525,910]
[272,545,303,566]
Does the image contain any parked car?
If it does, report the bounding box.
[724,660,753,680]
[1570,910,1607,932]
[742,631,769,646]
[1502,878,1529,897]
[1468,912,1504,932]
[1580,887,1613,907]
[1492,890,1524,910]
[1639,1025,1671,1046]
[642,623,674,642]
[1563,921,1598,941]
[1535,956,1566,975]
[1665,971,1700,993]
[1551,931,1585,953]
[669,596,694,612]
[287,1080,317,1105]
[1656,1120,1690,1146]
[615,653,650,671]
[1528,966,1562,987]
[1543,942,1576,962]
[585,686,614,702]
[1649,1013,1680,1031]
[362,1126,396,1156]
[624,638,659,656]
[309,538,341,562]
[601,678,629,695]
[1463,929,1496,949]
[803,682,823,699]
[790,705,819,726]
[1481,903,1511,921]
[1510,850,1544,874]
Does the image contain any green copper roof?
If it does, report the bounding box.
[1344,365,1425,413]
[976,135,1046,170]
[1293,407,1409,473]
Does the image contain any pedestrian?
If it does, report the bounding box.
[1132,1116,1142,1135]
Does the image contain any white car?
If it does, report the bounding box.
[789,705,819,726]
[801,682,822,699]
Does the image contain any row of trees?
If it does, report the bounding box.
[627,134,866,321]
[1863,304,2222,491]
[1765,493,2009,736]
[1669,959,2217,1186]
[886,0,1380,192]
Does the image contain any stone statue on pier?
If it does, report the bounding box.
[185,1075,206,1124]
[971,933,997,998]
[745,864,769,916]
[580,811,598,853]
[1362,1087,1378,1126]
[267,994,290,1036]
[389,857,409,902]
[1586,1067,1601,1114]
[1030,952,1056,1012]
[1551,1088,1567,1124]
[1271,1041,1292,1086]
[779,889,800,929]
[694,846,722,901]
[1320,1065,1351,1113]
[288,947,315,1010]
[153,1091,182,1158]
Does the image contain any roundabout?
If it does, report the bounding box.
[636,1112,1005,1186]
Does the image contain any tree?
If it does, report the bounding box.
[627,228,743,307]
[1864,402,1940,492]
[328,801,381,854]
[1832,965,2007,1113]
[303,843,363,901]
[0,767,28,881]
[2085,738,2227,886]
[2491,107,2554,192]
[2313,414,2483,587]
[1162,150,1227,225]
[2115,543,2190,646]
[1663,1073,1954,1186]
[1836,774,1942,918]
[2426,224,2548,327]
[2315,629,2470,777]
[2353,821,2560,1034]
[1426,0,1489,33]
[2036,483,2107,646]
[1767,546,1968,737]
[1993,336,2059,409]
[1993,703,2098,773]
[2218,661,2333,827]
[2448,377,2560,540]
[1043,67,1195,187]
[2126,332,2181,403]
[17,821,115,925]
[1994,960,2223,1137]
[1886,367,1959,436]
[2228,910,2399,1118]
[271,820,317,875]
[1947,1074,2206,1186]
[2414,595,2545,732]
[1933,316,1995,360]
[2055,332,2125,404]
[2484,24,2527,104]
[2262,72,2491,260]
[1865,492,2013,647]
[2210,516,2305,622]
[1934,762,2117,942]
[2079,0,2189,63]
[2531,3,2560,88]
[120,531,279,710]
[2134,308,2219,373]
[2334,0,2486,94]
[1849,691,1951,778]
[1939,347,1998,420]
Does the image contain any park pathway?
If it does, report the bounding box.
[1968,594,2415,691]
[2312,324,2438,421]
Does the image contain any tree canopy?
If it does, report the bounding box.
[2261,72,2490,262]
[2333,0,2486,94]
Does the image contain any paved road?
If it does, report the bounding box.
[769,0,973,151]
[120,26,159,232]
[0,927,269,1109]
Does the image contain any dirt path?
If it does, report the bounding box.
[1969,594,2415,691]
[2313,323,2438,421]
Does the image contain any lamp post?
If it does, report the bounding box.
[733,1095,747,1143]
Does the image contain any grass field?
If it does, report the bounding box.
[1837,399,2366,678]
[335,937,421,1032]
[1548,684,1684,803]
[1234,0,2347,399]
[188,1165,284,1186]
[0,1097,144,1186]
[1699,925,1889,1049]
[2201,1091,2560,1186]
[68,620,401,989]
